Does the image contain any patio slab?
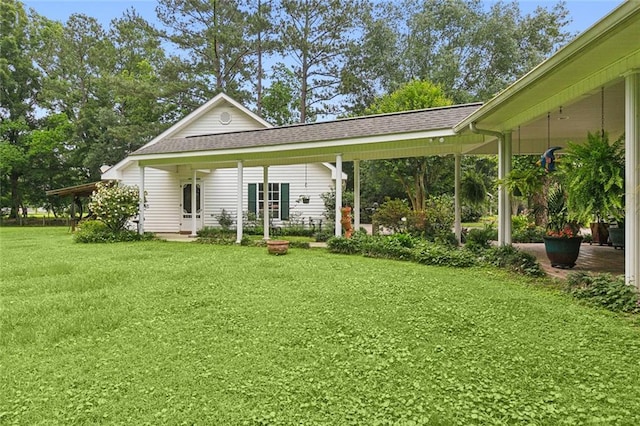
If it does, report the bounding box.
[515,242,625,280]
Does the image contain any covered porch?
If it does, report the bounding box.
[128,2,639,288]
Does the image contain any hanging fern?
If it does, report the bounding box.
[564,132,625,223]
[460,171,487,206]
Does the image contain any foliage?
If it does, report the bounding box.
[564,132,625,223]
[362,81,454,210]
[545,183,580,238]
[371,198,411,233]
[216,209,234,231]
[320,188,354,225]
[314,230,333,242]
[326,236,361,255]
[465,224,496,252]
[566,272,640,314]
[482,245,545,277]
[73,220,152,243]
[411,195,455,242]
[88,181,142,232]
[460,170,487,206]
[412,243,476,268]
[3,227,640,425]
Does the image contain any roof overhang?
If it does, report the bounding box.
[454,0,640,151]
[45,182,102,197]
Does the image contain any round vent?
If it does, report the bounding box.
[219,111,232,125]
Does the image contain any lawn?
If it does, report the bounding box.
[1,227,639,425]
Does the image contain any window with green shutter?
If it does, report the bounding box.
[248,182,289,220]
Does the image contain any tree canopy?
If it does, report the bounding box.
[0,0,571,218]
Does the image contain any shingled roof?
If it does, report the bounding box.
[134,103,482,156]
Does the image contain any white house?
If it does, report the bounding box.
[101,93,346,234]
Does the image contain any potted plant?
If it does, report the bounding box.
[542,183,583,269]
[563,132,625,246]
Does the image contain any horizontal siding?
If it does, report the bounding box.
[203,163,334,229]
[120,165,181,233]
[173,105,265,138]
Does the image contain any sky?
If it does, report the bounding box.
[22,0,626,37]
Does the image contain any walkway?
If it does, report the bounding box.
[516,242,625,280]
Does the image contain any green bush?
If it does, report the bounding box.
[412,243,476,268]
[359,234,414,260]
[74,220,150,243]
[88,181,141,232]
[314,230,333,242]
[326,236,360,254]
[372,198,411,233]
[565,272,640,313]
[465,225,496,251]
[482,245,544,277]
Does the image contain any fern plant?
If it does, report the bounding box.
[564,132,625,224]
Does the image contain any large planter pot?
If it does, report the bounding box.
[609,226,625,250]
[267,240,289,255]
[590,222,609,246]
[543,236,583,269]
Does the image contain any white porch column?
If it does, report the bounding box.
[454,153,462,243]
[354,160,361,232]
[138,164,145,235]
[263,165,270,240]
[335,154,343,237]
[191,169,197,237]
[236,161,244,244]
[503,131,513,245]
[625,71,640,288]
[497,133,507,245]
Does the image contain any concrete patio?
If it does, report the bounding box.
[516,242,625,280]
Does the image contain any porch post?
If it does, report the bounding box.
[625,71,640,288]
[138,164,145,235]
[454,153,462,243]
[354,160,361,232]
[497,133,507,245]
[503,131,513,245]
[191,169,197,237]
[236,161,244,244]
[335,154,343,237]
[263,165,269,240]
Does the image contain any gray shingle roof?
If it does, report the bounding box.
[133,103,482,156]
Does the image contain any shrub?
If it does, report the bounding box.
[359,234,414,260]
[314,230,333,242]
[216,209,234,231]
[482,245,545,277]
[372,198,411,233]
[411,243,476,268]
[74,220,151,243]
[326,236,361,255]
[565,272,640,313]
[465,225,496,252]
[410,195,455,241]
[88,181,141,232]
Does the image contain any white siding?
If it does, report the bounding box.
[172,104,264,138]
[203,163,335,230]
[119,165,181,233]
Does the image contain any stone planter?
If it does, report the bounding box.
[267,240,289,255]
[609,226,625,250]
[543,236,583,269]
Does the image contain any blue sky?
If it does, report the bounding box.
[23,0,624,36]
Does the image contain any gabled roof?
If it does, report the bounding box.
[102,93,271,178]
[133,103,482,157]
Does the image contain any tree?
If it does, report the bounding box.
[400,0,570,102]
[155,0,253,104]
[362,80,454,211]
[278,0,367,122]
[0,0,41,218]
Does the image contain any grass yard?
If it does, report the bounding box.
[1,227,639,425]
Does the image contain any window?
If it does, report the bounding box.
[248,183,289,220]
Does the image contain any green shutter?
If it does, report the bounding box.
[281,183,290,220]
[248,183,257,214]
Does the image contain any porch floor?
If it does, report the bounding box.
[515,242,625,280]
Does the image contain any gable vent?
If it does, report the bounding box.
[219,111,232,125]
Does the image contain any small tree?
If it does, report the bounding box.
[89,181,141,232]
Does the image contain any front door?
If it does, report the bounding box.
[180,181,202,233]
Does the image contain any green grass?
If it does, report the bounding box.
[1,227,639,425]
